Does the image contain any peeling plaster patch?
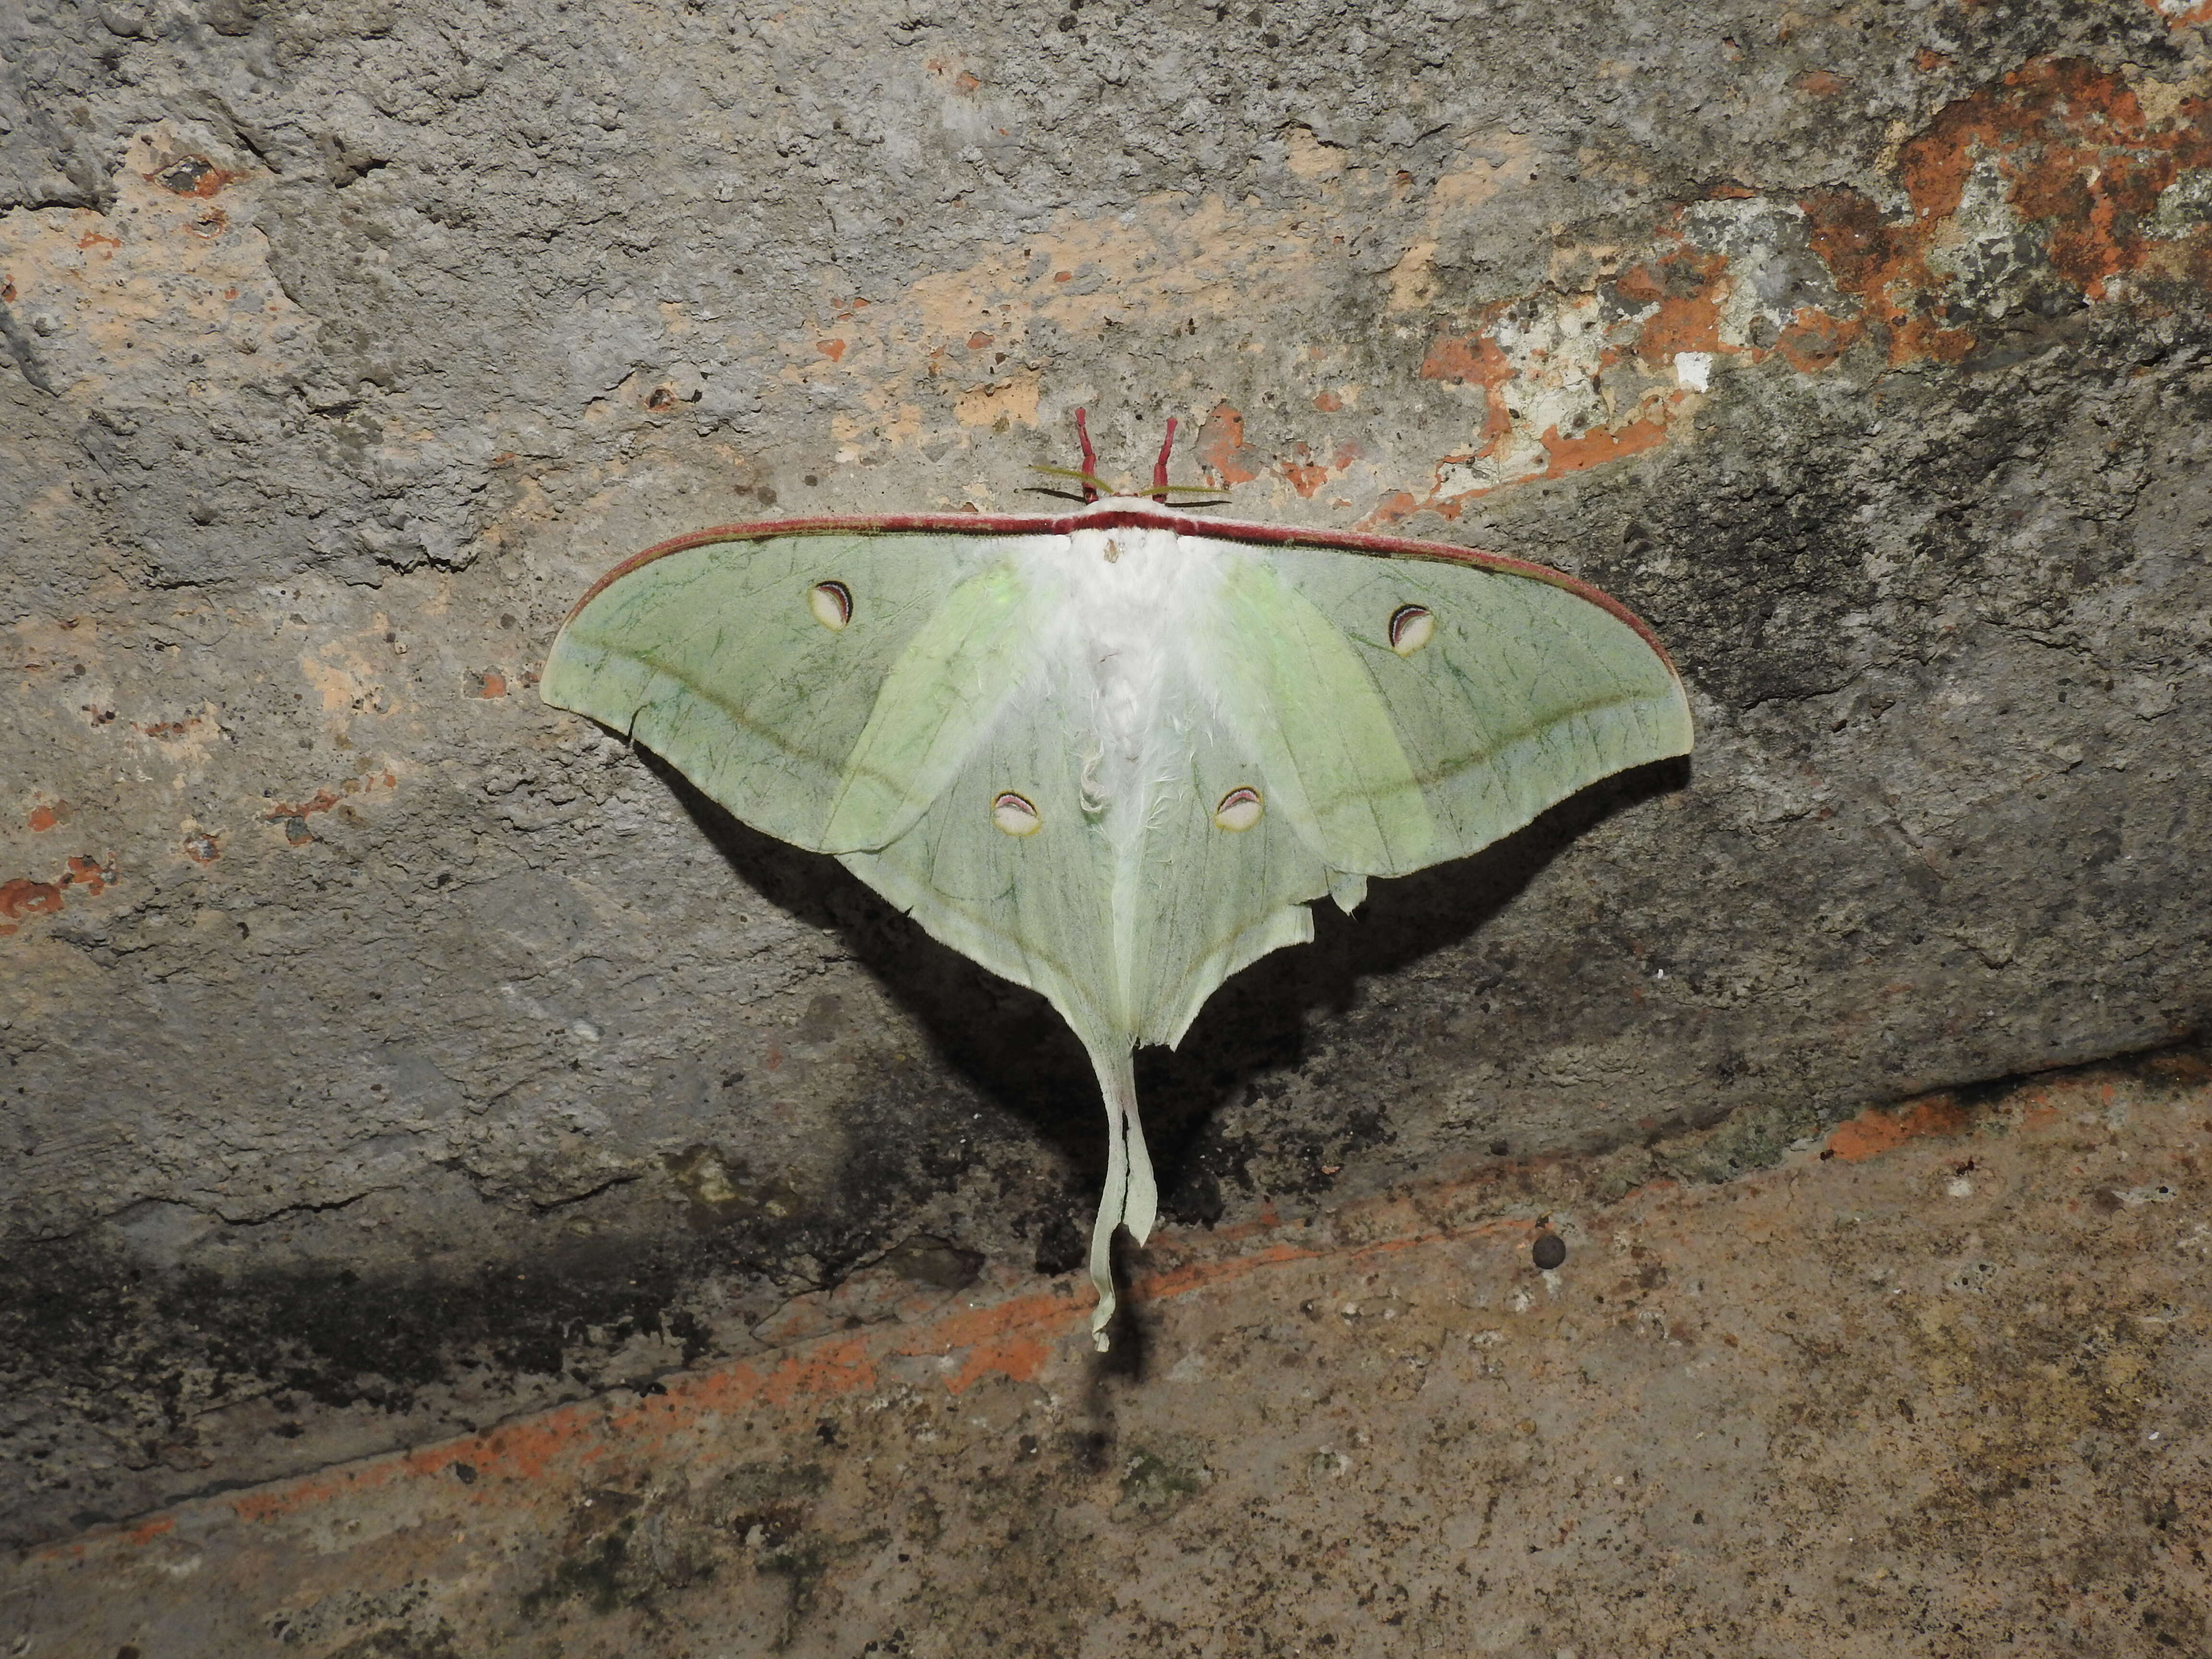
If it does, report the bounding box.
[1804,58,2212,363]
[2149,0,2212,30]
[1382,273,1709,518]
[301,632,402,719]
[1282,126,1345,181]
[1360,58,2212,523]
[0,125,312,409]
[755,192,1384,470]
[1387,240,1441,313]
[1275,439,1363,499]
[714,144,1553,482]
[1194,402,1263,486]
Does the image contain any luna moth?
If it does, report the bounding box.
[541,413,1691,1349]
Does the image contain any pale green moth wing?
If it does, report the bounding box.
[541,530,1041,854]
[542,502,1692,1353]
[840,620,1341,1340]
[1194,539,1693,878]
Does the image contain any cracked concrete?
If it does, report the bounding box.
[1,0,2209,1634]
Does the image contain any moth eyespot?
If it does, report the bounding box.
[1388,604,1434,656]
[808,580,853,631]
[1213,786,1262,832]
[991,791,1042,836]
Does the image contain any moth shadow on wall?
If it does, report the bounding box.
[643,750,1690,1242]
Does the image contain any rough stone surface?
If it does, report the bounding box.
[2,0,2209,1552]
[2,1055,2207,1655]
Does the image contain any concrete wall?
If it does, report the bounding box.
[3,0,2208,1556]
[5,1052,2208,1654]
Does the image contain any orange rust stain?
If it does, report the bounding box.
[27,803,63,832]
[269,788,340,821]
[1621,248,1728,363]
[65,855,116,896]
[1916,48,1955,71]
[1790,70,1849,97]
[816,338,847,361]
[229,1465,386,1525]
[0,880,65,919]
[1806,57,2212,361]
[902,1290,1069,1391]
[470,670,507,698]
[1614,265,1663,303]
[1774,307,1862,373]
[1637,291,1722,360]
[183,834,219,864]
[1826,1095,1972,1162]
[1311,390,1342,412]
[953,70,981,94]
[480,1407,617,1482]
[1274,439,1359,500]
[966,331,993,349]
[946,1329,1051,1392]
[748,1337,878,1409]
[1418,333,1494,382]
[265,771,397,832]
[1362,489,1426,527]
[76,229,121,251]
[1539,412,1674,478]
[124,1516,175,1547]
[1194,402,1262,485]
[1418,331,1515,451]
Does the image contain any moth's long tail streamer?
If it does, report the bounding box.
[1086,1044,1157,1352]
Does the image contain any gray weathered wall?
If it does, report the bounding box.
[2,0,2207,1546]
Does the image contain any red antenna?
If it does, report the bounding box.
[1152,418,1178,504]
[1073,407,1099,504]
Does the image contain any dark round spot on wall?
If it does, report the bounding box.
[1532,1232,1567,1270]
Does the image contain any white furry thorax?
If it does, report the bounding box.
[1013,497,1232,838]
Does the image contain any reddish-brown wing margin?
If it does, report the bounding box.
[558,508,1681,678]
